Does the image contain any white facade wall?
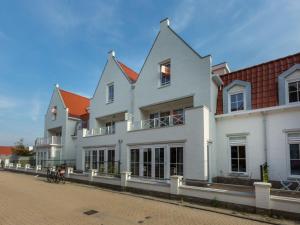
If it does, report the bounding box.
[216,106,300,181]
[89,53,133,129]
[134,23,211,122]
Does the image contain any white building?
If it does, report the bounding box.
[35,18,300,185]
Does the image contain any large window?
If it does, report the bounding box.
[173,109,184,125]
[230,145,246,173]
[155,148,164,179]
[160,111,170,127]
[107,149,115,174]
[290,143,300,175]
[143,148,152,178]
[92,150,97,169]
[107,83,114,103]
[149,113,159,128]
[160,62,171,86]
[98,150,105,173]
[230,92,244,112]
[130,149,140,176]
[85,151,91,171]
[170,147,183,176]
[288,81,300,103]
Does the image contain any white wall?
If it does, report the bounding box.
[89,54,132,129]
[216,106,300,181]
[134,23,211,122]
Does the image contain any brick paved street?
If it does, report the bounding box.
[0,171,270,225]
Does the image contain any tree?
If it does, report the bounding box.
[12,138,34,156]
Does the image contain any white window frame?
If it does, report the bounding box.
[228,90,246,113]
[285,78,300,104]
[159,60,171,88]
[228,135,248,176]
[286,131,300,178]
[106,82,114,104]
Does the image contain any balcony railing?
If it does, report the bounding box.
[84,126,115,137]
[129,114,184,131]
[35,136,62,146]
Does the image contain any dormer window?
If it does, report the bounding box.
[288,81,300,103]
[230,92,244,112]
[223,80,251,114]
[160,62,171,86]
[107,83,114,103]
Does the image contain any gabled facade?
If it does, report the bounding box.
[36,18,300,185]
[35,85,90,167]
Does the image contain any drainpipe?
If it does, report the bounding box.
[262,112,268,164]
[118,139,123,173]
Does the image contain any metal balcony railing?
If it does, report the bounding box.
[35,136,62,146]
[129,114,184,131]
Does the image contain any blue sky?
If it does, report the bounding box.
[0,0,300,146]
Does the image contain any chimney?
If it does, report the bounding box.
[160,18,170,30]
[108,50,115,58]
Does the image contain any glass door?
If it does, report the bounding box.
[143,148,152,178]
[155,148,164,179]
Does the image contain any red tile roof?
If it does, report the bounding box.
[117,61,139,82]
[216,52,300,114]
[0,146,13,156]
[59,89,90,119]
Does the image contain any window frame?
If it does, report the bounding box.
[286,132,300,178]
[170,146,184,176]
[286,79,300,104]
[130,148,140,176]
[159,60,171,87]
[228,135,248,175]
[228,90,246,113]
[106,82,114,104]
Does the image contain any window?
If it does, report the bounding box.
[155,148,164,179]
[288,81,300,103]
[160,111,170,127]
[290,144,300,175]
[173,109,184,125]
[92,150,97,169]
[143,148,152,178]
[85,151,91,171]
[230,92,244,112]
[170,147,183,176]
[105,121,115,134]
[107,83,114,103]
[107,149,115,174]
[230,145,246,173]
[160,62,171,86]
[149,113,159,128]
[51,106,57,120]
[130,149,140,176]
[98,150,105,173]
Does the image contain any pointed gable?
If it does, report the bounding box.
[59,89,90,119]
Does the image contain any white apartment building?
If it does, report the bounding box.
[35,18,300,185]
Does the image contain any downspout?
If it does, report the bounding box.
[262,112,268,164]
[118,139,123,173]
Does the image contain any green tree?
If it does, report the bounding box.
[12,138,33,156]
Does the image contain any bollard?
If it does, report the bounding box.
[66,167,74,178]
[121,171,131,187]
[170,175,183,195]
[89,169,97,182]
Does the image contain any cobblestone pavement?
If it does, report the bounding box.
[0,171,271,225]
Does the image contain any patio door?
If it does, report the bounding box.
[143,148,152,178]
[155,147,164,179]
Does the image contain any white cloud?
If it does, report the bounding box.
[172,0,197,32]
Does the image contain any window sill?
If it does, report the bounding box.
[228,172,249,178]
[106,101,114,105]
[158,83,170,89]
[287,175,300,180]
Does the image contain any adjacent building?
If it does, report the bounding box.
[34,18,300,184]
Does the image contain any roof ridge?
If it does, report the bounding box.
[222,51,300,76]
[59,88,90,100]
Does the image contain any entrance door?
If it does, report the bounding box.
[143,148,152,178]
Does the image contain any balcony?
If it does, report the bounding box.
[35,136,62,146]
[128,114,184,131]
[83,125,115,137]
